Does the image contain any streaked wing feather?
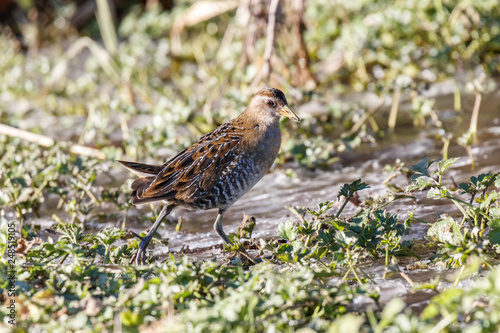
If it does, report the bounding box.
[139,122,244,202]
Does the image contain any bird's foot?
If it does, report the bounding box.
[129,231,152,265]
[238,248,257,265]
[223,241,257,265]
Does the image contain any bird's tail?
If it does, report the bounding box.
[118,160,162,177]
[118,160,163,204]
[130,177,161,204]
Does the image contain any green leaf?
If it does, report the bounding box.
[426,187,443,199]
[277,220,297,241]
[490,207,500,220]
[121,310,143,327]
[317,201,334,215]
[95,228,126,245]
[437,157,459,175]
[335,231,357,247]
[427,216,463,246]
[426,187,451,200]
[306,201,335,217]
[328,314,364,333]
[458,182,471,193]
[337,179,369,200]
[406,176,431,191]
[489,219,500,245]
[409,157,433,179]
[488,228,500,245]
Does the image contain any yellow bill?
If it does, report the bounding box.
[280,105,301,122]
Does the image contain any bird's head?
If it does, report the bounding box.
[246,88,301,125]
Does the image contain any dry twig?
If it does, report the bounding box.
[171,0,239,56]
[249,0,280,89]
[0,123,106,159]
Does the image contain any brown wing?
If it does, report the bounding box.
[137,121,246,203]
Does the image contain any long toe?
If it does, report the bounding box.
[136,249,145,265]
[239,248,256,265]
[129,231,152,265]
[136,240,149,265]
[134,247,146,265]
[130,230,144,240]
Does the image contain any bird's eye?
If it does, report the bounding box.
[266,100,275,107]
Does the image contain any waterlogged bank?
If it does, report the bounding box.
[2,86,500,331]
[1,0,500,330]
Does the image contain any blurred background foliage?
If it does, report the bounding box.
[0,0,499,167]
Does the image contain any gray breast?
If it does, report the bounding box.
[212,157,263,209]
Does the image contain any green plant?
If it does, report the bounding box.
[406,157,500,268]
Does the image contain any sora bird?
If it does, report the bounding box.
[119,88,300,264]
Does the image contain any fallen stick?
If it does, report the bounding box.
[0,123,106,159]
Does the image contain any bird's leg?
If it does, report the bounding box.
[213,210,256,264]
[213,211,233,245]
[130,203,175,265]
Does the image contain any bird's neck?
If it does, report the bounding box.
[239,110,281,155]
